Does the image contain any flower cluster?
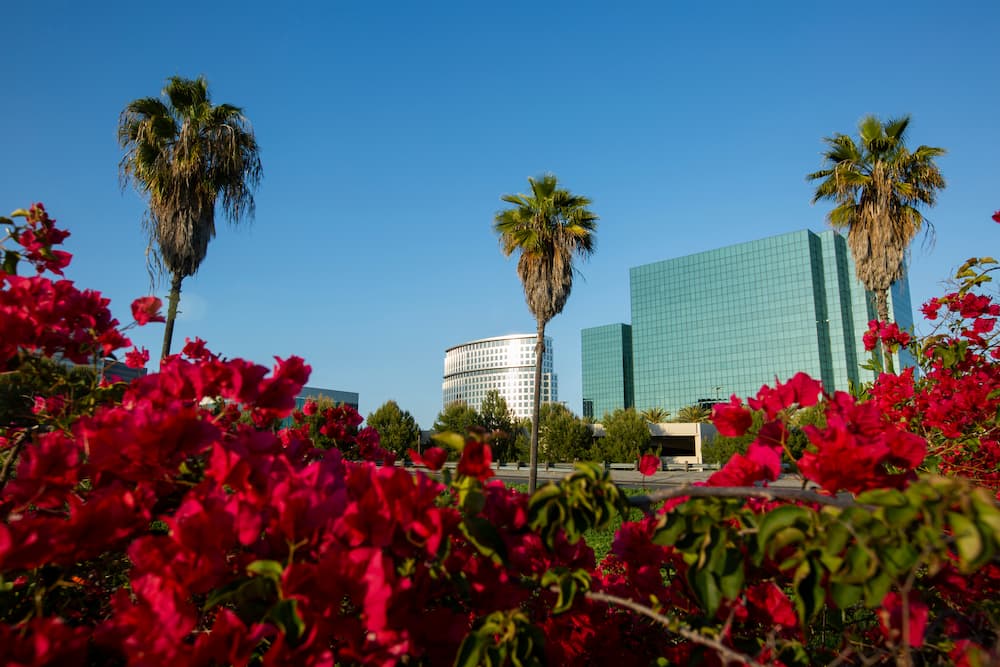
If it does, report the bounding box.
[863,319,912,352]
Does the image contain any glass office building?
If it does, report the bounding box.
[580,323,633,420]
[296,386,359,410]
[583,229,914,415]
[443,334,556,420]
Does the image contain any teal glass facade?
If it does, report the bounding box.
[581,324,632,420]
[584,229,914,415]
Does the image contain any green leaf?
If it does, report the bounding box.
[462,516,508,563]
[541,568,591,614]
[203,577,250,610]
[688,565,722,616]
[652,514,688,547]
[432,431,466,450]
[268,598,306,645]
[839,545,876,584]
[856,487,907,507]
[453,634,488,667]
[8,208,29,218]
[717,549,745,601]
[757,505,811,554]
[880,543,919,577]
[830,582,862,609]
[862,570,892,607]
[793,558,825,623]
[949,512,986,572]
[246,559,284,582]
[3,250,18,275]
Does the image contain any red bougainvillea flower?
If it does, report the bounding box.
[638,454,659,476]
[130,296,165,325]
[863,320,912,352]
[457,439,493,480]
[301,400,318,416]
[920,297,942,320]
[712,396,753,437]
[746,372,823,419]
[878,591,928,648]
[124,347,149,369]
[410,447,447,471]
[992,210,1000,224]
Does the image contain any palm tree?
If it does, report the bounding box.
[807,115,945,323]
[674,405,711,423]
[118,76,262,360]
[640,407,670,424]
[494,174,598,493]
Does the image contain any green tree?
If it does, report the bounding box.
[594,408,650,464]
[538,403,592,464]
[807,115,945,323]
[366,400,420,459]
[118,76,262,360]
[433,401,481,437]
[478,390,517,463]
[674,404,711,423]
[639,407,670,423]
[494,174,598,492]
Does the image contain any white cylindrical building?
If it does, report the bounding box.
[442,334,557,420]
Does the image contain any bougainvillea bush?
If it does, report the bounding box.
[1,204,998,666]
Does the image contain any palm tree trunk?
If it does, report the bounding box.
[529,321,546,494]
[874,288,890,323]
[161,272,184,361]
[873,288,895,374]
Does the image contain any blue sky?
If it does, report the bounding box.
[4,1,998,428]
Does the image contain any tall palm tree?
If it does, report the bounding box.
[118,76,262,360]
[807,115,945,323]
[494,174,598,493]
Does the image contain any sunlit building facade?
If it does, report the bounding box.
[443,334,556,420]
[583,229,915,415]
[581,323,633,420]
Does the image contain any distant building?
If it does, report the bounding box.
[296,386,359,410]
[98,359,147,384]
[581,323,633,420]
[582,229,915,415]
[443,334,556,420]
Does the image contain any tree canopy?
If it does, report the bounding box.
[595,408,651,463]
[366,400,420,458]
[807,115,945,322]
[539,403,592,463]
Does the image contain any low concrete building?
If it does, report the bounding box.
[590,421,716,464]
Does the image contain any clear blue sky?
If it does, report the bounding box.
[4,1,998,428]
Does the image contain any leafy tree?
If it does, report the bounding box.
[639,407,670,423]
[538,403,592,464]
[494,174,598,492]
[807,115,945,323]
[594,408,650,464]
[701,410,763,465]
[118,76,262,360]
[674,404,711,423]
[478,390,517,463]
[433,401,480,437]
[366,400,420,459]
